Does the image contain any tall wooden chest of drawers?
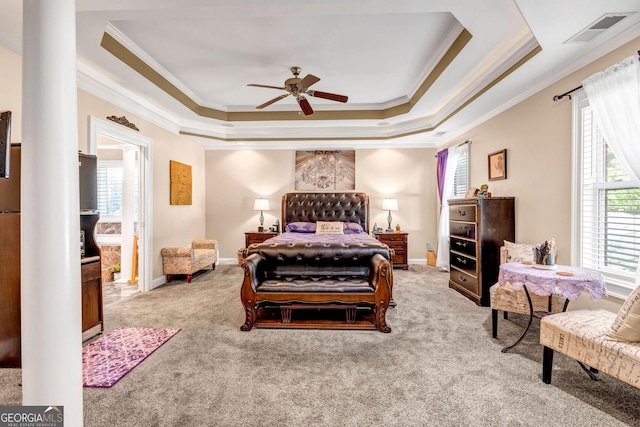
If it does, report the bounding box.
[448,197,515,306]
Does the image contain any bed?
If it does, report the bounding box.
[240,192,394,332]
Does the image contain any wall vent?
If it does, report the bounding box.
[564,13,633,43]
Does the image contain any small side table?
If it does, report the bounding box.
[245,231,278,248]
[374,231,409,270]
[498,262,606,353]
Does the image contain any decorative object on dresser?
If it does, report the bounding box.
[448,197,515,306]
[253,198,270,232]
[161,240,218,283]
[374,231,408,270]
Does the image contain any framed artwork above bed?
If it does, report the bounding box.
[294,150,355,190]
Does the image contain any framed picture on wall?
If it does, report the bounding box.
[488,149,507,181]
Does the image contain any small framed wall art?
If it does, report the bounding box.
[488,149,507,181]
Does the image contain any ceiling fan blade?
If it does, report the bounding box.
[297,96,314,115]
[256,93,290,109]
[297,74,320,90]
[307,90,348,103]
[248,84,286,90]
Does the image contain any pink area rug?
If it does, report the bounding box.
[82,326,181,388]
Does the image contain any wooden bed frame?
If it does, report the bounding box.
[240,192,393,332]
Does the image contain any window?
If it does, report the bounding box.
[573,91,640,297]
[97,160,139,218]
[451,142,469,198]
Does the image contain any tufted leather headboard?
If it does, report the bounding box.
[281,192,370,233]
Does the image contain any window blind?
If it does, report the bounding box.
[97,161,139,217]
[580,103,640,282]
[452,143,469,198]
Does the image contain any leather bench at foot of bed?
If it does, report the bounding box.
[240,253,393,332]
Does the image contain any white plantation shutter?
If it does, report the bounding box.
[97,161,139,217]
[452,142,469,198]
[575,92,640,294]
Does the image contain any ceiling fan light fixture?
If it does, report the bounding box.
[247,66,348,115]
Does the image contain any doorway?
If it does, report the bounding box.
[88,116,153,292]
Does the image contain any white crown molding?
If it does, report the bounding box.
[438,24,640,149]
[77,59,181,135]
[104,23,212,109]
[406,22,465,99]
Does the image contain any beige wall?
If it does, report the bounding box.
[205,147,437,260]
[443,36,640,311]
[0,45,22,142]
[77,91,207,279]
[0,42,208,281]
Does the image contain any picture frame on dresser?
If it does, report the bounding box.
[488,149,507,181]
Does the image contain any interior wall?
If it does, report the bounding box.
[76,91,207,280]
[205,147,437,261]
[441,36,640,310]
[0,45,22,142]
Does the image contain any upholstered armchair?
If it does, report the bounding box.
[489,241,567,338]
[161,239,218,283]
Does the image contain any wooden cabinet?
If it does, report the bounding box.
[374,232,409,270]
[0,213,20,367]
[81,212,103,341]
[81,257,103,341]
[245,231,278,247]
[448,197,514,306]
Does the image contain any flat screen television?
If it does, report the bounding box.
[0,111,11,179]
[79,153,98,211]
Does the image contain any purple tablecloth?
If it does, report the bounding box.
[498,263,607,301]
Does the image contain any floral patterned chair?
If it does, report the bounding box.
[489,241,567,338]
[161,239,218,283]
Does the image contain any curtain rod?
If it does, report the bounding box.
[553,50,640,102]
[434,140,471,157]
[552,85,582,102]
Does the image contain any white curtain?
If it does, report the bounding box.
[583,55,640,285]
[436,145,463,270]
[583,55,640,185]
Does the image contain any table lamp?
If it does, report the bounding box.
[253,198,270,232]
[382,198,398,232]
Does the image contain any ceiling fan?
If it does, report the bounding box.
[247,66,348,115]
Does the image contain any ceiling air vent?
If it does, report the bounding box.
[565,13,634,43]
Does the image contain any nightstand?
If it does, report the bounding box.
[374,231,409,270]
[245,231,278,247]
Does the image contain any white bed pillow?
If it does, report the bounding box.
[315,221,344,234]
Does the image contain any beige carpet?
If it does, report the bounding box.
[1,265,639,426]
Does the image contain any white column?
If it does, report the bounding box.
[21,1,83,425]
[120,146,137,283]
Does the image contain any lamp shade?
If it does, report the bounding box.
[382,198,398,211]
[253,198,270,211]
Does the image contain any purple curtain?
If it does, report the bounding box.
[436,149,448,203]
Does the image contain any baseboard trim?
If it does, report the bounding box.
[151,275,167,290]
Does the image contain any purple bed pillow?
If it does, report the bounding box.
[285,221,364,234]
[285,222,317,233]
[343,222,364,234]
